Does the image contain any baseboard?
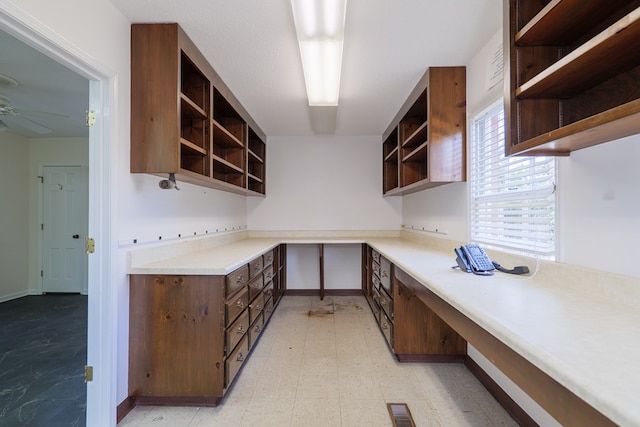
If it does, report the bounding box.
[0,290,29,304]
[396,354,466,363]
[284,289,364,296]
[117,396,136,424]
[465,356,538,427]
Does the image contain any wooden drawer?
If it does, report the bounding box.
[263,296,274,320]
[263,280,274,300]
[249,311,264,348]
[226,264,249,297]
[225,286,249,326]
[380,257,392,295]
[372,249,381,264]
[372,260,381,279]
[225,333,249,388]
[249,292,265,324]
[263,265,274,283]
[226,309,249,355]
[379,287,393,320]
[372,272,381,289]
[380,311,393,348]
[249,255,263,279]
[248,274,264,301]
[263,249,274,267]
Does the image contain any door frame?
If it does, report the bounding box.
[39,163,88,295]
[0,4,117,426]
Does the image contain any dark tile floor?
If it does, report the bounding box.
[0,294,87,426]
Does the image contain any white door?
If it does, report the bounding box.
[42,165,87,293]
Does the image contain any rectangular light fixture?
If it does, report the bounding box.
[291,0,347,106]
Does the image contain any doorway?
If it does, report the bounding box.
[0,6,116,427]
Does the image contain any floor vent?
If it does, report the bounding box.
[387,403,416,427]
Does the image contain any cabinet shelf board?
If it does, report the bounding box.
[402,141,428,163]
[516,8,640,99]
[212,120,245,149]
[515,0,633,45]
[180,138,207,155]
[248,149,264,164]
[383,179,449,197]
[401,122,428,150]
[247,173,263,184]
[384,146,398,162]
[212,154,244,174]
[180,93,207,118]
[509,98,640,155]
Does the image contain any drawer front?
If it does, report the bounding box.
[249,292,265,324]
[249,255,264,279]
[380,312,393,348]
[226,264,249,297]
[263,296,274,321]
[263,265,274,283]
[380,257,392,294]
[248,274,265,301]
[372,272,381,289]
[263,280,274,300]
[225,333,249,388]
[379,288,393,320]
[225,286,249,326]
[371,295,381,323]
[372,260,381,279]
[263,249,274,267]
[249,311,265,348]
[372,249,381,264]
[226,309,249,355]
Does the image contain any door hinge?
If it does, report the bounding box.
[40,270,43,277]
[86,110,96,127]
[85,237,95,254]
[84,365,93,382]
[41,223,44,231]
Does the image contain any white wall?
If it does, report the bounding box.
[247,135,402,230]
[0,132,29,301]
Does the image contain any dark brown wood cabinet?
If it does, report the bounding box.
[364,246,466,362]
[504,0,640,156]
[128,246,285,406]
[130,23,266,195]
[383,67,467,195]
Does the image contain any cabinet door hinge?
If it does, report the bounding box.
[84,365,93,382]
[86,110,96,127]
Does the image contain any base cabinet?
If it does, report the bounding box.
[128,246,284,405]
[364,245,466,362]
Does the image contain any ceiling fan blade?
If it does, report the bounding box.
[12,107,71,120]
[0,113,52,134]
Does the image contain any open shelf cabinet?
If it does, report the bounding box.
[382,67,466,196]
[504,0,640,156]
[130,23,267,196]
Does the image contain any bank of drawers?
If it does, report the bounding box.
[224,248,277,387]
[371,249,393,349]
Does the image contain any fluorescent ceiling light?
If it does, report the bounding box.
[291,0,346,106]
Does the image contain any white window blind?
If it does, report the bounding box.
[470,102,556,258]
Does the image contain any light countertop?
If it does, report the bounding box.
[128,234,640,426]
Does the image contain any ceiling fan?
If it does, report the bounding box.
[0,94,70,135]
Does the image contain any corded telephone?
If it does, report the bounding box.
[454,244,530,276]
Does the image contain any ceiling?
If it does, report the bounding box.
[0,0,502,139]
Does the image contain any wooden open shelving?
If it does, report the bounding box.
[130,23,266,195]
[382,67,466,196]
[505,0,640,156]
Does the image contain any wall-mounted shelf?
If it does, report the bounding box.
[130,23,266,196]
[504,0,640,156]
[382,67,466,196]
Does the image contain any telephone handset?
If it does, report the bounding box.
[455,244,494,276]
[454,244,530,276]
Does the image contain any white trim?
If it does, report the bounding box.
[0,4,117,426]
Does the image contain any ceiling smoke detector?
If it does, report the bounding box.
[0,73,18,89]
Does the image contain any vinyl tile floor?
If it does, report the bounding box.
[0,294,87,427]
[119,295,518,427]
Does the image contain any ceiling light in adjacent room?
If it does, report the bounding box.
[291,0,347,106]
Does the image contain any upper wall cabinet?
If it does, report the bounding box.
[130,23,266,196]
[504,0,640,156]
[382,67,466,196]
